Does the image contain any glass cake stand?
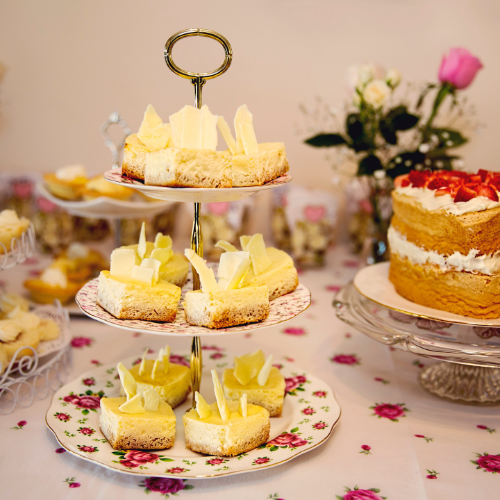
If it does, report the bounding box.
[334,263,500,405]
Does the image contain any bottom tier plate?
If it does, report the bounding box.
[45,354,340,478]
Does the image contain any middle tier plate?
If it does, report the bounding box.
[104,169,292,203]
[76,276,311,336]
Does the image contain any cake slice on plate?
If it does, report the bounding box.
[183,248,269,329]
[183,370,270,456]
[126,346,191,409]
[223,349,285,417]
[97,240,181,322]
[100,362,176,450]
[216,233,298,300]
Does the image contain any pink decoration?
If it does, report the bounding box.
[438,48,483,89]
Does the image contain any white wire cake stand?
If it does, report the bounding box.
[334,262,500,405]
[1,223,36,271]
[46,354,340,479]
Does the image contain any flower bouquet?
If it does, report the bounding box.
[303,48,483,261]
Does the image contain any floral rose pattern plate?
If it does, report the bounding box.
[45,354,340,479]
[103,169,292,203]
[75,275,311,337]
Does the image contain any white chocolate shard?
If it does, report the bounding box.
[215,240,237,253]
[238,393,248,417]
[201,105,218,150]
[184,249,218,293]
[118,393,145,414]
[117,362,137,400]
[143,388,160,412]
[195,391,212,419]
[257,354,274,386]
[217,116,238,155]
[211,369,230,421]
[138,222,147,259]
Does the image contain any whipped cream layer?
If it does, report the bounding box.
[395,186,500,215]
[388,226,500,275]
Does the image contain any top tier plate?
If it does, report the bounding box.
[37,182,173,220]
[104,169,292,203]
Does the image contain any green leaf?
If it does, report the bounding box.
[270,446,279,452]
[82,409,89,415]
[183,485,194,490]
[416,84,437,110]
[386,106,419,131]
[346,113,364,141]
[371,488,381,493]
[144,488,151,495]
[290,427,299,433]
[430,128,467,149]
[358,154,382,176]
[379,121,397,145]
[160,458,175,462]
[304,133,347,148]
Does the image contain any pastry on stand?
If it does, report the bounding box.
[183,370,270,457]
[100,362,176,450]
[0,210,31,254]
[223,349,285,417]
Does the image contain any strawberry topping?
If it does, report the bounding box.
[408,170,431,188]
[427,178,449,190]
[476,184,499,202]
[454,186,477,203]
[402,168,500,204]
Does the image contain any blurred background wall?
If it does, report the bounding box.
[1,0,498,184]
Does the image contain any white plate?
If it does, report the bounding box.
[104,169,292,203]
[75,277,311,336]
[45,354,339,478]
[354,262,500,327]
[37,182,173,220]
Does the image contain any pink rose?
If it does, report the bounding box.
[476,454,500,473]
[17,420,27,427]
[254,458,270,464]
[343,489,384,500]
[78,427,94,435]
[170,354,190,368]
[166,467,185,474]
[313,422,327,430]
[76,396,101,409]
[69,483,81,488]
[12,181,33,199]
[55,413,70,421]
[283,327,306,336]
[302,407,315,415]
[295,375,307,384]
[55,448,66,454]
[37,197,58,213]
[210,352,224,360]
[268,433,295,446]
[361,445,371,451]
[285,377,299,394]
[331,354,359,365]
[71,337,93,348]
[79,446,96,453]
[313,391,327,398]
[438,48,483,89]
[143,477,185,494]
[206,458,225,465]
[124,450,159,466]
[373,403,405,420]
[82,378,95,386]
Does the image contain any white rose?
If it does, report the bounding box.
[363,80,391,108]
[386,68,402,88]
[347,63,385,92]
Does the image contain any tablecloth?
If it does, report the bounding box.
[1,246,499,500]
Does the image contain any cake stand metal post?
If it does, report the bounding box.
[165,29,233,407]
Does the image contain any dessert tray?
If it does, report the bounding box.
[37,181,173,220]
[335,262,500,404]
[104,169,292,203]
[45,354,339,478]
[76,273,311,337]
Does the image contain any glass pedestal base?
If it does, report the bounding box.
[420,363,500,405]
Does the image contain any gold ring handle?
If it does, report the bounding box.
[164,28,232,81]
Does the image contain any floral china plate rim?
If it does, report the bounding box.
[45,355,340,479]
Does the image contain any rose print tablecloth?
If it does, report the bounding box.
[1,247,499,500]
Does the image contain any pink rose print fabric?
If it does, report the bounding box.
[331,354,360,365]
[139,477,194,495]
[471,453,500,473]
[336,486,386,500]
[71,336,93,348]
[283,327,306,336]
[370,403,409,422]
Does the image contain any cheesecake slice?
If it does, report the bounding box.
[122,133,149,181]
[223,366,285,417]
[128,359,191,409]
[97,271,181,322]
[184,285,269,329]
[100,397,176,450]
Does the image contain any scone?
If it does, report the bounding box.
[128,359,191,409]
[224,366,285,417]
[184,286,269,329]
[0,320,40,360]
[83,175,134,201]
[97,270,181,322]
[183,370,270,456]
[43,165,88,200]
[0,210,31,254]
[24,267,82,305]
[122,133,149,181]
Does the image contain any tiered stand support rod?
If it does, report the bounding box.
[164,29,232,407]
